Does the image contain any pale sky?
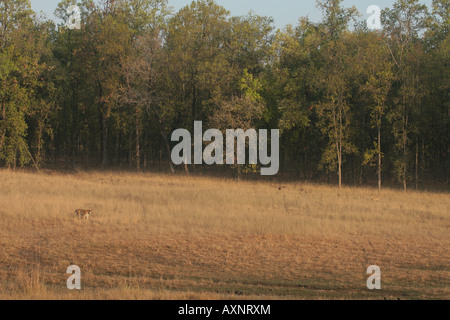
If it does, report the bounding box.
[30,0,433,30]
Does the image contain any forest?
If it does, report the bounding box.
[0,0,448,190]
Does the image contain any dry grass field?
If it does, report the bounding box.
[0,169,448,300]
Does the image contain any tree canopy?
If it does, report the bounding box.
[0,0,448,190]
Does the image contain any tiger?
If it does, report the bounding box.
[73,209,93,220]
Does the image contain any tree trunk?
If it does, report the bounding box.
[0,102,5,151]
[161,129,175,174]
[185,158,190,175]
[128,121,132,169]
[143,129,147,169]
[37,120,43,165]
[378,123,382,192]
[192,83,197,122]
[51,131,56,169]
[338,153,342,189]
[338,107,343,189]
[403,112,408,192]
[415,138,419,190]
[135,108,140,171]
[26,146,40,172]
[101,113,108,168]
[71,99,78,171]
[116,131,120,167]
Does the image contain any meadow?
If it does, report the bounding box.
[0,169,448,300]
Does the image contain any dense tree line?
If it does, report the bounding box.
[0,0,448,190]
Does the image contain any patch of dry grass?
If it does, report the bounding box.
[0,169,448,300]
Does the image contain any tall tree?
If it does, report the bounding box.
[314,0,358,189]
[360,32,394,191]
[382,0,428,191]
[0,0,44,169]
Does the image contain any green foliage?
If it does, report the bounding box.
[0,0,447,189]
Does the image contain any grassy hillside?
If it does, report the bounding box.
[0,170,448,299]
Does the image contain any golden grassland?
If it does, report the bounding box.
[0,169,448,300]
